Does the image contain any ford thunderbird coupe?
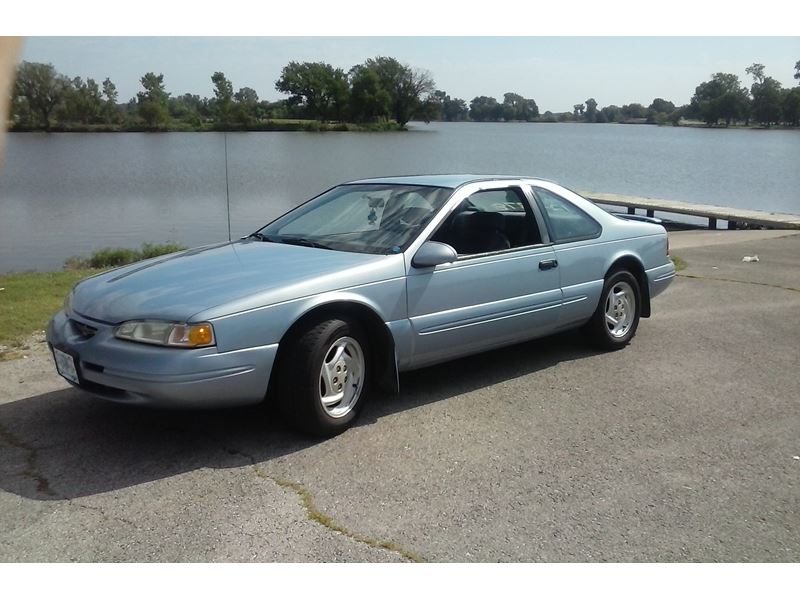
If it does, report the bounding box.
[48,175,675,435]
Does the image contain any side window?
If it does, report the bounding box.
[534,187,601,242]
[431,187,542,256]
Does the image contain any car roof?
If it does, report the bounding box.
[346,174,552,189]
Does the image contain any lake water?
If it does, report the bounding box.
[1,122,798,272]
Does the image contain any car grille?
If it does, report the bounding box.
[70,319,98,339]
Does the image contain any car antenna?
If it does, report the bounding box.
[224,132,232,242]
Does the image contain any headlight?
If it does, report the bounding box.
[63,291,73,315]
[114,321,215,348]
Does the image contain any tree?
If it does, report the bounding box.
[102,77,120,124]
[62,77,103,124]
[426,89,447,120]
[500,93,538,122]
[584,98,598,122]
[136,72,170,128]
[522,98,539,121]
[349,64,391,122]
[13,61,69,130]
[745,63,765,85]
[424,90,469,122]
[690,73,749,126]
[621,103,647,119]
[211,71,234,125]
[444,97,469,121]
[234,86,258,105]
[276,61,349,122]
[168,94,204,127]
[782,87,800,126]
[669,105,688,126]
[327,70,351,122]
[233,87,260,125]
[646,98,676,124]
[795,60,800,81]
[360,56,435,126]
[502,93,524,121]
[9,91,33,127]
[469,96,502,121]
[648,98,675,115]
[573,103,584,119]
[601,105,621,122]
[750,77,783,126]
[747,64,783,126]
[541,111,557,123]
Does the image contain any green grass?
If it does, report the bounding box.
[1,242,185,357]
[64,242,186,269]
[671,255,688,271]
[0,269,99,355]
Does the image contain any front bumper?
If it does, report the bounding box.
[46,310,278,409]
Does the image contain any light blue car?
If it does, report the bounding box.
[47,175,675,435]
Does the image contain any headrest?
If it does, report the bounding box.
[469,211,505,231]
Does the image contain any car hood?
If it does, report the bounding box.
[71,240,401,324]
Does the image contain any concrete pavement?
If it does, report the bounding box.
[1,232,798,561]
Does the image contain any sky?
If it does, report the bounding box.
[18,37,800,113]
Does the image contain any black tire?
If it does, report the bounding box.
[276,318,370,437]
[584,270,641,350]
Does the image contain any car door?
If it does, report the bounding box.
[530,184,606,329]
[405,183,563,369]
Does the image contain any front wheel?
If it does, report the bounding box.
[584,270,641,350]
[277,318,370,437]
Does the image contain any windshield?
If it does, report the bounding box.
[257,184,454,254]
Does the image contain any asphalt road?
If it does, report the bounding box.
[1,232,798,562]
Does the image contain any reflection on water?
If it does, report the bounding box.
[0,123,798,271]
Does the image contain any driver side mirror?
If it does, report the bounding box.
[411,241,458,268]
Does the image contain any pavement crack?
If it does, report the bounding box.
[217,442,426,563]
[0,421,58,498]
[677,273,800,293]
[70,501,137,527]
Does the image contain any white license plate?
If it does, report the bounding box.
[53,347,80,384]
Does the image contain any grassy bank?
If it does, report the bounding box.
[64,242,185,269]
[1,243,184,358]
[0,269,98,358]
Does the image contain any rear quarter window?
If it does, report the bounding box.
[533,187,601,242]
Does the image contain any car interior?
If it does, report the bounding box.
[431,188,542,255]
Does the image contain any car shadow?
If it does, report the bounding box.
[0,331,599,501]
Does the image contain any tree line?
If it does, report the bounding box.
[685,62,800,127]
[539,61,800,127]
[7,57,800,131]
[8,56,442,131]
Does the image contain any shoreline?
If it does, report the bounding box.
[7,121,799,134]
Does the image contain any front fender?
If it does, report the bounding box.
[206,276,407,354]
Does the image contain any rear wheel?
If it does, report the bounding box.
[277,318,370,437]
[584,270,641,350]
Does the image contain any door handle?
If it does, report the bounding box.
[539,259,558,270]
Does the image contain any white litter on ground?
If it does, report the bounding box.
[742,255,760,263]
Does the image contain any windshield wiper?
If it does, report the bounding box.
[277,237,332,250]
[245,232,332,249]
